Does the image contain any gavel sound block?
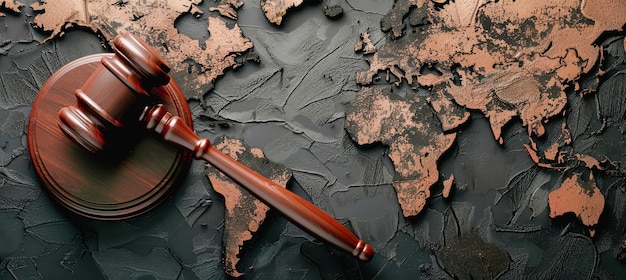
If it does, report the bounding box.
[27,33,373,261]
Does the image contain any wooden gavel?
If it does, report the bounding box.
[57,33,373,261]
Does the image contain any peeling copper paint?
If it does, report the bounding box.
[447,65,568,144]
[575,154,602,170]
[429,85,470,133]
[544,143,560,162]
[30,0,252,99]
[261,0,303,25]
[209,0,244,20]
[30,0,95,39]
[206,137,292,277]
[357,0,625,143]
[3,0,626,277]
[354,32,376,55]
[345,86,455,217]
[548,173,604,237]
[522,119,618,175]
[349,0,625,219]
[190,0,204,16]
[524,144,547,169]
[442,174,454,199]
[0,0,22,16]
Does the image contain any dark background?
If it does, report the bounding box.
[2,0,626,279]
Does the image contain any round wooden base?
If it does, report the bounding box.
[28,54,192,220]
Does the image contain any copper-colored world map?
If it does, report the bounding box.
[345,0,625,235]
[2,0,626,277]
[28,0,252,100]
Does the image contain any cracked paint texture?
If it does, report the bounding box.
[354,32,375,54]
[261,0,304,25]
[206,136,292,277]
[30,0,253,99]
[347,0,626,225]
[357,0,623,143]
[4,0,626,278]
[549,173,605,237]
[261,0,344,25]
[345,86,456,217]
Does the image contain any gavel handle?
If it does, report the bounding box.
[141,104,373,261]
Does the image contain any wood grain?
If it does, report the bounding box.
[27,54,192,220]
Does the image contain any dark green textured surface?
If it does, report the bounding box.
[2,0,626,279]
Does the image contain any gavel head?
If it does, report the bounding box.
[58,33,171,153]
